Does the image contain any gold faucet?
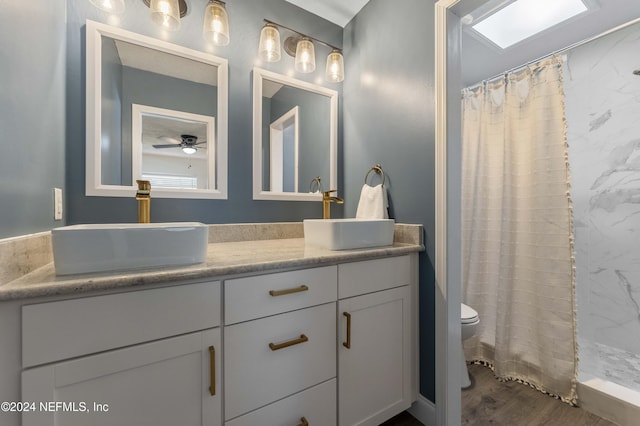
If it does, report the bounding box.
[136,180,151,223]
[322,189,344,219]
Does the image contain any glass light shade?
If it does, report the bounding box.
[295,38,316,73]
[150,0,181,31]
[258,24,281,62]
[203,1,230,46]
[182,146,197,155]
[90,0,125,14]
[325,50,344,83]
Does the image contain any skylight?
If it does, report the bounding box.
[472,0,589,49]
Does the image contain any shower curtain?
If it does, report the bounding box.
[461,57,578,404]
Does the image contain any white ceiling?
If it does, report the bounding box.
[114,39,218,86]
[284,0,372,27]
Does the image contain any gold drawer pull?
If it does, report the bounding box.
[208,346,216,396]
[269,285,309,297]
[343,312,351,349]
[269,334,309,351]
[297,417,309,426]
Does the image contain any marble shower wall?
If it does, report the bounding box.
[563,22,640,357]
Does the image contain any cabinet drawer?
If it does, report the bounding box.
[224,303,336,420]
[226,379,336,426]
[22,281,221,368]
[225,266,337,324]
[338,255,411,299]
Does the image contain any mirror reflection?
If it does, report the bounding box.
[86,20,228,199]
[253,67,338,201]
[132,105,215,190]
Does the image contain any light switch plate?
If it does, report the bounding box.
[54,188,63,221]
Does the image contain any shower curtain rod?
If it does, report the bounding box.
[465,15,640,91]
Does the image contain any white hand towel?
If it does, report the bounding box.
[355,184,389,219]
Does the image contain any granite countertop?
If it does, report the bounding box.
[0,223,424,301]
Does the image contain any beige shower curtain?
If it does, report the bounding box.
[461,57,577,404]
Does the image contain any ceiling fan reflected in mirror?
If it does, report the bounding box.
[152,134,207,154]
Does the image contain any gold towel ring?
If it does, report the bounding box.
[364,164,385,187]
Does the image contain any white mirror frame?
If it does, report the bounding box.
[85,20,228,199]
[252,67,338,201]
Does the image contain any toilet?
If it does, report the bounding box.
[461,302,480,388]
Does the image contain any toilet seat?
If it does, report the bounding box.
[461,303,479,324]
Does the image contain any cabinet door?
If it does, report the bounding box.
[22,329,221,426]
[338,286,411,426]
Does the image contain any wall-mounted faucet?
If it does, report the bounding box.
[322,189,344,219]
[136,180,151,223]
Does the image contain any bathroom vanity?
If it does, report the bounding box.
[0,223,422,426]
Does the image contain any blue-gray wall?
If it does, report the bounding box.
[0,0,66,239]
[66,0,343,225]
[343,0,437,402]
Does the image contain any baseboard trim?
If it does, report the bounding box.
[408,394,435,425]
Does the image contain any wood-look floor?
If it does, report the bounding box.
[381,363,618,426]
[462,364,617,426]
[381,410,424,425]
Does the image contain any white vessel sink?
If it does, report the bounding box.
[303,218,395,250]
[51,222,208,275]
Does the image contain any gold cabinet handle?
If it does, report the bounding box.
[297,417,309,426]
[208,345,216,396]
[269,285,309,297]
[343,312,351,349]
[269,334,309,351]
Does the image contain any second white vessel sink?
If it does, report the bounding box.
[303,218,395,250]
[51,222,208,275]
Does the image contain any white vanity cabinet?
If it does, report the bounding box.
[223,267,338,424]
[20,281,222,426]
[338,255,418,426]
[15,252,418,426]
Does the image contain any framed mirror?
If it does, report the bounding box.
[86,20,228,199]
[252,67,338,201]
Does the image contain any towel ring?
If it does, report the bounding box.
[364,164,385,187]
[309,176,322,193]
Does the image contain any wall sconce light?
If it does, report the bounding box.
[90,0,125,14]
[326,49,345,83]
[294,38,315,73]
[258,23,281,62]
[142,0,188,31]
[142,0,231,44]
[203,0,230,46]
[258,19,344,83]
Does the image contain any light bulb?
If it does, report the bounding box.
[182,146,197,155]
[325,50,344,83]
[258,24,281,62]
[90,0,125,14]
[203,0,230,46]
[150,0,181,31]
[295,38,315,73]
